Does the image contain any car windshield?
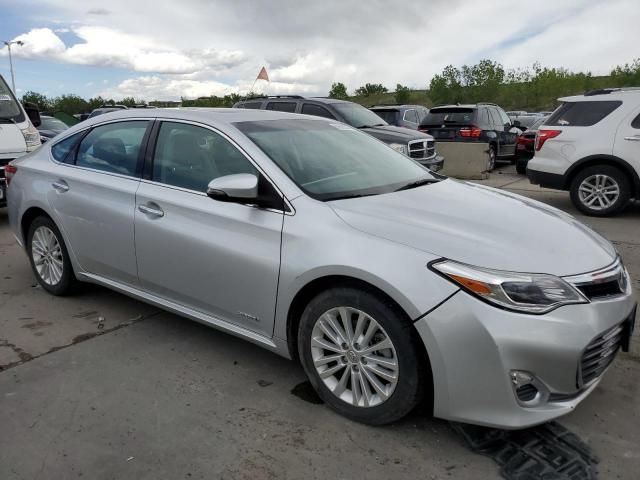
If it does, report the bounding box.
[420,108,475,126]
[371,109,400,125]
[235,119,434,201]
[40,117,69,131]
[0,76,25,123]
[332,103,388,128]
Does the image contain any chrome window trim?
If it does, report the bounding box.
[563,257,623,285]
[145,117,295,216]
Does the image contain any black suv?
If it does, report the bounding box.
[418,103,519,170]
[233,96,443,171]
[369,104,429,130]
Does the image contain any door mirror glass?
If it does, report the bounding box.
[207,173,258,202]
[23,102,41,127]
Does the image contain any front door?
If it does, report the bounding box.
[134,120,284,336]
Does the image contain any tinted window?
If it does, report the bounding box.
[332,103,387,128]
[76,121,148,175]
[301,104,335,119]
[266,102,296,113]
[236,119,433,201]
[404,109,419,123]
[487,108,500,128]
[496,108,511,126]
[152,122,257,192]
[546,101,622,127]
[421,108,475,126]
[631,113,640,129]
[52,132,85,163]
[371,109,399,125]
[239,102,263,109]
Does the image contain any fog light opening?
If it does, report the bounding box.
[510,370,548,407]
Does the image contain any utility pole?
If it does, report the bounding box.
[3,40,24,93]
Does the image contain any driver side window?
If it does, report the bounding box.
[152,122,257,192]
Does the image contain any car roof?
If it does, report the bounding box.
[560,88,640,102]
[430,104,479,110]
[238,96,350,106]
[370,105,425,110]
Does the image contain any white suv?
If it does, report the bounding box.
[527,88,640,216]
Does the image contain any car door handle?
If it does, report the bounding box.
[138,204,164,218]
[52,180,69,192]
[623,135,640,141]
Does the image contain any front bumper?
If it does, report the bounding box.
[418,154,444,172]
[414,288,636,429]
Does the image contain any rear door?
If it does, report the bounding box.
[47,120,150,285]
[496,107,517,156]
[134,120,284,336]
[613,107,640,178]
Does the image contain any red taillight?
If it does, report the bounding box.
[535,129,562,151]
[5,164,17,186]
[459,126,482,138]
[517,135,534,145]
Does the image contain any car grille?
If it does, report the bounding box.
[408,139,436,160]
[565,257,627,301]
[578,322,625,386]
[577,280,623,299]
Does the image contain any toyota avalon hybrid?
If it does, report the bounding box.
[6,108,636,428]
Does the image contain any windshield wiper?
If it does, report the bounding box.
[394,178,440,192]
[356,123,386,129]
[326,193,376,201]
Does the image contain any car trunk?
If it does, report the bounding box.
[418,108,477,140]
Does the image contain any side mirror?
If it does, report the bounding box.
[23,102,41,127]
[206,173,258,203]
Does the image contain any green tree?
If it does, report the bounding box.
[354,83,388,96]
[395,84,410,104]
[328,82,348,99]
[51,94,89,115]
[21,91,51,112]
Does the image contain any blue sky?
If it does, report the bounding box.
[1,0,638,101]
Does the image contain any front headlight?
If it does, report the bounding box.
[389,143,408,155]
[431,260,588,314]
[21,123,42,150]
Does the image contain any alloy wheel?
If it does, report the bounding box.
[31,226,64,285]
[578,174,620,211]
[310,306,398,408]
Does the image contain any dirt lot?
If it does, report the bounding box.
[1,165,639,479]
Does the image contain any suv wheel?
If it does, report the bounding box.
[298,287,425,425]
[570,165,631,216]
[27,216,79,295]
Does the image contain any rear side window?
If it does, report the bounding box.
[371,109,399,124]
[421,108,475,126]
[301,103,335,119]
[403,109,419,123]
[496,108,511,126]
[239,102,262,109]
[266,102,297,113]
[631,113,640,129]
[546,101,622,127]
[487,108,500,128]
[76,121,149,176]
[51,132,85,163]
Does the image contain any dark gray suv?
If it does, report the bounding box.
[370,104,429,130]
[233,96,443,171]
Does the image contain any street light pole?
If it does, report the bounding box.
[3,40,24,93]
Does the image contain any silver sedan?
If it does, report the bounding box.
[7,108,636,428]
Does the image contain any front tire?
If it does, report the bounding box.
[27,216,79,295]
[487,145,496,172]
[570,165,630,216]
[298,287,426,425]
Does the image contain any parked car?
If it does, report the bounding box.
[369,104,429,130]
[88,105,128,119]
[0,74,41,208]
[507,110,528,118]
[7,108,636,429]
[37,115,69,143]
[515,116,549,174]
[234,96,443,171]
[418,103,519,170]
[528,88,640,216]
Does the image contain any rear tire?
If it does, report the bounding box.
[570,165,630,216]
[27,216,79,295]
[298,287,426,425]
[487,145,496,172]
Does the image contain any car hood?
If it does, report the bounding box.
[329,179,616,276]
[361,125,433,143]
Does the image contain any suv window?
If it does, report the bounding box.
[371,109,399,124]
[487,108,500,128]
[152,122,257,192]
[421,108,475,126]
[496,108,511,126]
[76,121,148,176]
[239,102,263,109]
[301,103,336,119]
[546,101,622,127]
[52,131,85,164]
[631,112,640,129]
[266,102,297,113]
[404,109,418,123]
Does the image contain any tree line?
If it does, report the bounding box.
[21,58,640,115]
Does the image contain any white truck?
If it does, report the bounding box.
[0,74,41,207]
